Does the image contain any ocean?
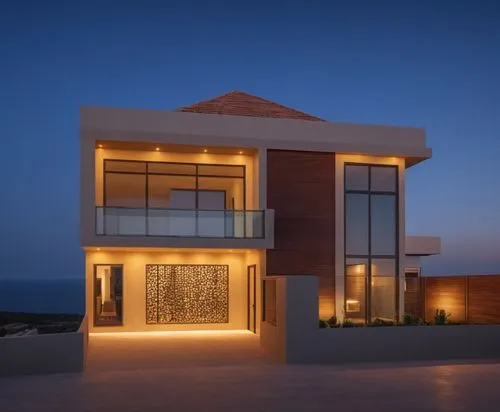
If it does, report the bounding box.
[0,278,85,314]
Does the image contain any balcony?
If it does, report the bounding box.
[96,207,271,240]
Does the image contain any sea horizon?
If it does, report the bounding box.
[0,278,85,315]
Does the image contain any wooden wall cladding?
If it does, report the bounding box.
[417,274,500,324]
[468,276,500,324]
[404,275,422,319]
[424,276,467,322]
[266,150,335,318]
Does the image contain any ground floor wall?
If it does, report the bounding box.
[85,249,264,333]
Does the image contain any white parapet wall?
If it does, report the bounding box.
[0,315,89,377]
[260,276,500,364]
[405,236,441,256]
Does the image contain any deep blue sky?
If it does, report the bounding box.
[0,1,498,278]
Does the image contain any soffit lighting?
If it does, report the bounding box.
[155,147,160,151]
[203,148,208,153]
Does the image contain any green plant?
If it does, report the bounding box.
[370,318,395,327]
[327,315,338,327]
[342,318,355,328]
[318,319,328,329]
[434,309,451,325]
[403,313,414,325]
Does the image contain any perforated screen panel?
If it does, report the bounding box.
[146,264,229,324]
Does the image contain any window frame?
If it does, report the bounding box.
[102,159,246,211]
[344,163,399,323]
[93,264,124,327]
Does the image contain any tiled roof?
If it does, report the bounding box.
[175,90,324,121]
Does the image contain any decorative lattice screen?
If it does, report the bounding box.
[146,264,229,324]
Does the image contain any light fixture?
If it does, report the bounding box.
[155,147,160,151]
[203,148,208,153]
[98,144,103,148]
[238,150,243,154]
[96,248,100,251]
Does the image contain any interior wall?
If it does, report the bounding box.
[95,148,256,209]
[86,249,261,333]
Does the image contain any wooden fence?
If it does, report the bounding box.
[404,274,500,324]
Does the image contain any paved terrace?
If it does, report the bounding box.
[1,331,500,412]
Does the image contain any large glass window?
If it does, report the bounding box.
[103,160,246,210]
[344,164,398,324]
[94,264,123,326]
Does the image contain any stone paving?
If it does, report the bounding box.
[1,331,500,412]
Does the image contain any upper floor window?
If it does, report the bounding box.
[103,160,246,211]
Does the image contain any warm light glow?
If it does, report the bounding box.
[203,148,208,153]
[238,150,243,154]
[346,299,361,312]
[155,147,160,151]
[96,248,100,251]
[98,144,103,148]
[89,330,252,338]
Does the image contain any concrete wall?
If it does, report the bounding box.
[0,316,88,377]
[81,106,431,160]
[86,249,262,333]
[260,275,500,364]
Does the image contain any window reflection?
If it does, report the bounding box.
[370,167,396,192]
[345,193,369,255]
[345,165,368,191]
[94,265,123,326]
[344,164,398,324]
[370,195,396,255]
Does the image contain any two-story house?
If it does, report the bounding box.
[80,91,439,333]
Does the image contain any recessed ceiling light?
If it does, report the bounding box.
[155,147,160,151]
[238,150,243,154]
[98,144,103,148]
[203,148,208,153]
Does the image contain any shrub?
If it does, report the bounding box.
[434,309,451,325]
[370,318,395,327]
[318,319,328,328]
[342,319,355,328]
[327,315,338,327]
[403,313,414,325]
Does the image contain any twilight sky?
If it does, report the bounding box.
[0,1,498,278]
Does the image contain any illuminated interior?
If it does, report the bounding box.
[86,248,262,333]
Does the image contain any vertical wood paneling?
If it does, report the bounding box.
[423,276,467,322]
[403,275,422,319]
[410,275,500,324]
[468,276,500,324]
[266,150,335,318]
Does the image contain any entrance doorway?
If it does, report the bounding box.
[247,265,257,333]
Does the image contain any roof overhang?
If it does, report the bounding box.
[405,236,441,256]
[81,107,432,166]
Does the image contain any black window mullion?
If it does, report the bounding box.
[367,166,372,324]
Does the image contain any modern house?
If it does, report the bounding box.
[80,90,439,333]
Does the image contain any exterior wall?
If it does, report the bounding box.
[334,154,406,322]
[260,275,500,365]
[81,107,431,162]
[422,274,500,324]
[266,150,335,319]
[86,249,261,333]
[95,148,256,209]
[0,317,88,377]
[405,236,441,256]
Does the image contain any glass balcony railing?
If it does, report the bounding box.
[95,207,266,239]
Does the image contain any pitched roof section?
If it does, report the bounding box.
[175,90,324,121]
